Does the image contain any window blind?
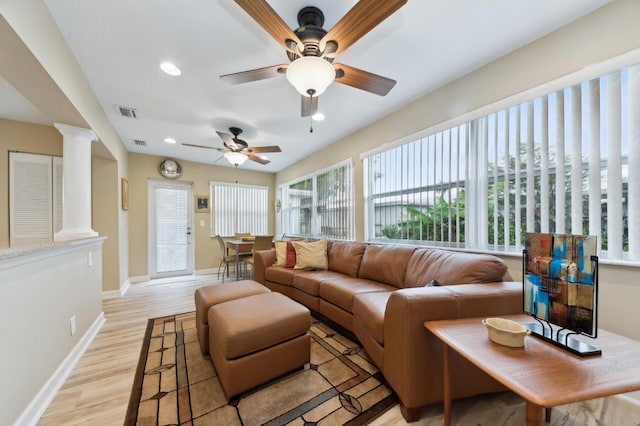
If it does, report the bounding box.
[280,161,354,240]
[155,186,188,273]
[363,63,640,262]
[364,126,466,247]
[211,182,268,237]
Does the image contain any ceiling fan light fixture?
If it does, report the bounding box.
[224,151,248,166]
[286,56,335,97]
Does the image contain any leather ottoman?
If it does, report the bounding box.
[194,280,270,354]
[207,292,311,397]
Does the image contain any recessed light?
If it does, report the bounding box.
[160,62,181,76]
[164,137,177,144]
[312,112,325,121]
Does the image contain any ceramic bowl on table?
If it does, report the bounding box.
[482,317,530,348]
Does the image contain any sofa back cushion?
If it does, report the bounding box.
[358,244,416,288]
[328,241,366,277]
[404,248,508,287]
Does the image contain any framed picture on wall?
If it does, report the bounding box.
[195,195,209,213]
[121,178,129,210]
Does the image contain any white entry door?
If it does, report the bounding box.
[148,179,194,278]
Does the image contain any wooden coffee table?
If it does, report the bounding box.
[425,314,640,426]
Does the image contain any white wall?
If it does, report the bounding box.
[0,239,104,425]
[276,0,640,342]
[1,0,130,294]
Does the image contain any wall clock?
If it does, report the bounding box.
[158,158,183,179]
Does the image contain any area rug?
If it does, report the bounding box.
[125,311,397,425]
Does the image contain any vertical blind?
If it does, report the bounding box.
[211,182,268,236]
[363,63,640,261]
[364,127,466,247]
[155,186,188,273]
[281,161,354,240]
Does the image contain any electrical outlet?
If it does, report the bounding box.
[200,220,205,227]
[88,251,93,266]
[70,315,77,336]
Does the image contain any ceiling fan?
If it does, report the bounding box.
[182,127,281,166]
[220,0,407,118]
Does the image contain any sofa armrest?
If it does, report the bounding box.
[253,249,276,284]
[383,281,522,410]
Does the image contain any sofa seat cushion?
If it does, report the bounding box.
[404,248,508,286]
[353,291,393,345]
[358,244,416,288]
[265,266,311,287]
[293,270,346,296]
[319,277,395,313]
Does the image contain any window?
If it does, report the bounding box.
[211,182,268,236]
[364,127,467,247]
[364,63,640,262]
[9,152,63,246]
[281,160,354,240]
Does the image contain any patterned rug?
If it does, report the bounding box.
[125,311,397,425]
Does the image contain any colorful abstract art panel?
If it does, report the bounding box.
[524,233,598,336]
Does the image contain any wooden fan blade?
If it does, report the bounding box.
[220,64,287,85]
[334,64,396,96]
[234,0,303,52]
[301,95,318,117]
[182,143,224,152]
[247,153,270,165]
[216,131,238,150]
[320,0,406,57]
[246,146,281,153]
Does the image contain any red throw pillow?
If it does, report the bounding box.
[285,242,297,268]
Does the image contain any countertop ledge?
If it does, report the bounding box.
[0,236,107,261]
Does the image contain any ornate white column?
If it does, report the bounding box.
[54,123,99,241]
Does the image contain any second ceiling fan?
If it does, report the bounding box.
[220,0,407,117]
[182,127,281,166]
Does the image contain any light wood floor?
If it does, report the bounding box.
[38,276,640,425]
[38,276,214,425]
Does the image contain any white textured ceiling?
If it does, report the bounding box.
[6,0,611,172]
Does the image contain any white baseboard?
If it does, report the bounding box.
[13,312,106,426]
[195,268,218,276]
[119,279,131,296]
[102,289,120,299]
[102,279,131,299]
[129,275,150,284]
[615,392,640,407]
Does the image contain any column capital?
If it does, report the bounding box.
[54,123,97,142]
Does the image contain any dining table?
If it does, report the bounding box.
[225,239,254,280]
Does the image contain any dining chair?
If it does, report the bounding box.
[232,233,254,260]
[243,235,274,278]
[215,235,237,282]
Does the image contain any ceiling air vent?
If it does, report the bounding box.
[116,105,137,119]
[133,139,146,147]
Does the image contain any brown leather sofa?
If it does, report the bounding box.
[253,241,522,421]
